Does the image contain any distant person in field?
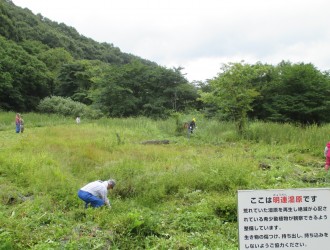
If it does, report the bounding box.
[15,113,21,133]
[188,118,196,133]
[324,142,330,171]
[76,116,81,124]
[20,115,24,133]
[78,179,116,208]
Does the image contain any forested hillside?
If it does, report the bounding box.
[0,0,197,117]
[1,0,330,124]
[0,0,145,64]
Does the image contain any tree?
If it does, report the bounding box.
[199,62,263,133]
[0,36,52,111]
[92,61,197,118]
[0,3,18,40]
[56,60,96,104]
[38,48,73,94]
[255,61,330,124]
[92,62,143,117]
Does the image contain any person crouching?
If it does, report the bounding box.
[78,179,116,208]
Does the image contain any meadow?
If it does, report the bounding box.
[0,112,329,249]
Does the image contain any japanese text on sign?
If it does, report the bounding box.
[237,188,330,250]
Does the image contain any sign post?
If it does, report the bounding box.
[237,188,330,249]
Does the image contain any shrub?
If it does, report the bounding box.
[213,197,237,222]
[37,96,103,119]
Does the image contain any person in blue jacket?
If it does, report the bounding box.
[15,113,21,133]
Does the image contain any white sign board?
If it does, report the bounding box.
[238,188,330,250]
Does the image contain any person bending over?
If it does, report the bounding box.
[78,179,116,208]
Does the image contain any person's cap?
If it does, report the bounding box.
[108,179,116,188]
[193,118,196,122]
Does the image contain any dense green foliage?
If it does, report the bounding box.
[200,61,330,128]
[93,63,198,118]
[0,0,138,63]
[199,62,262,132]
[0,112,329,249]
[254,62,330,124]
[0,35,52,111]
[37,96,102,119]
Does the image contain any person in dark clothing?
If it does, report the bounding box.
[189,118,196,133]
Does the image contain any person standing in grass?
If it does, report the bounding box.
[15,113,21,133]
[189,118,196,133]
[20,115,24,133]
[78,179,116,208]
[324,142,330,171]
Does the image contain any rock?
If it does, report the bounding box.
[141,140,170,145]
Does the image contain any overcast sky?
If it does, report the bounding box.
[12,0,330,82]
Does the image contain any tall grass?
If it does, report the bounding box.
[245,121,329,156]
[0,112,328,249]
[0,111,77,131]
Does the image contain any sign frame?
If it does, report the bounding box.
[237,188,330,250]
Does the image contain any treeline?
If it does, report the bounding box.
[1,0,330,124]
[199,61,330,128]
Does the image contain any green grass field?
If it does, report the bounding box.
[0,112,329,249]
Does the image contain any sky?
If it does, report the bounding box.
[12,0,330,82]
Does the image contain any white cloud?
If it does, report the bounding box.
[12,0,330,81]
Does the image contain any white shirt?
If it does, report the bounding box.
[325,146,329,157]
[80,180,110,205]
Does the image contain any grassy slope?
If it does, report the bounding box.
[0,112,329,249]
